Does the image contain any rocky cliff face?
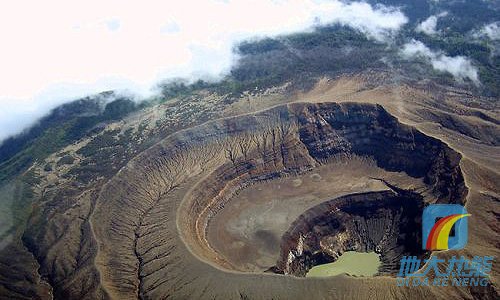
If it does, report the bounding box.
[291,103,466,204]
[273,189,426,276]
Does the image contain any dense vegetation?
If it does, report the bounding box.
[226,25,388,92]
[373,0,500,95]
[158,25,389,97]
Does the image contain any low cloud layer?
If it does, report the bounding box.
[415,12,448,35]
[477,22,500,40]
[401,40,479,84]
[0,0,407,142]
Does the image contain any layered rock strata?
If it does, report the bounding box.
[273,188,425,276]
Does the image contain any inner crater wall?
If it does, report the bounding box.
[177,102,467,272]
[273,188,426,277]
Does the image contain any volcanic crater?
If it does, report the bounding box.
[89,102,468,299]
[177,102,467,276]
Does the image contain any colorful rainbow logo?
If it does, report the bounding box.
[425,213,471,250]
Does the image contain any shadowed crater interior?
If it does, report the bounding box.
[272,186,425,276]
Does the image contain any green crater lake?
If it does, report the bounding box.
[306,251,381,278]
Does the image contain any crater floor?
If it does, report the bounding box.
[207,157,427,272]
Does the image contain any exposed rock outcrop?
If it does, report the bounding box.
[273,189,426,276]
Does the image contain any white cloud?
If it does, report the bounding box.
[415,12,448,35]
[477,22,500,40]
[401,40,479,84]
[0,0,407,142]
